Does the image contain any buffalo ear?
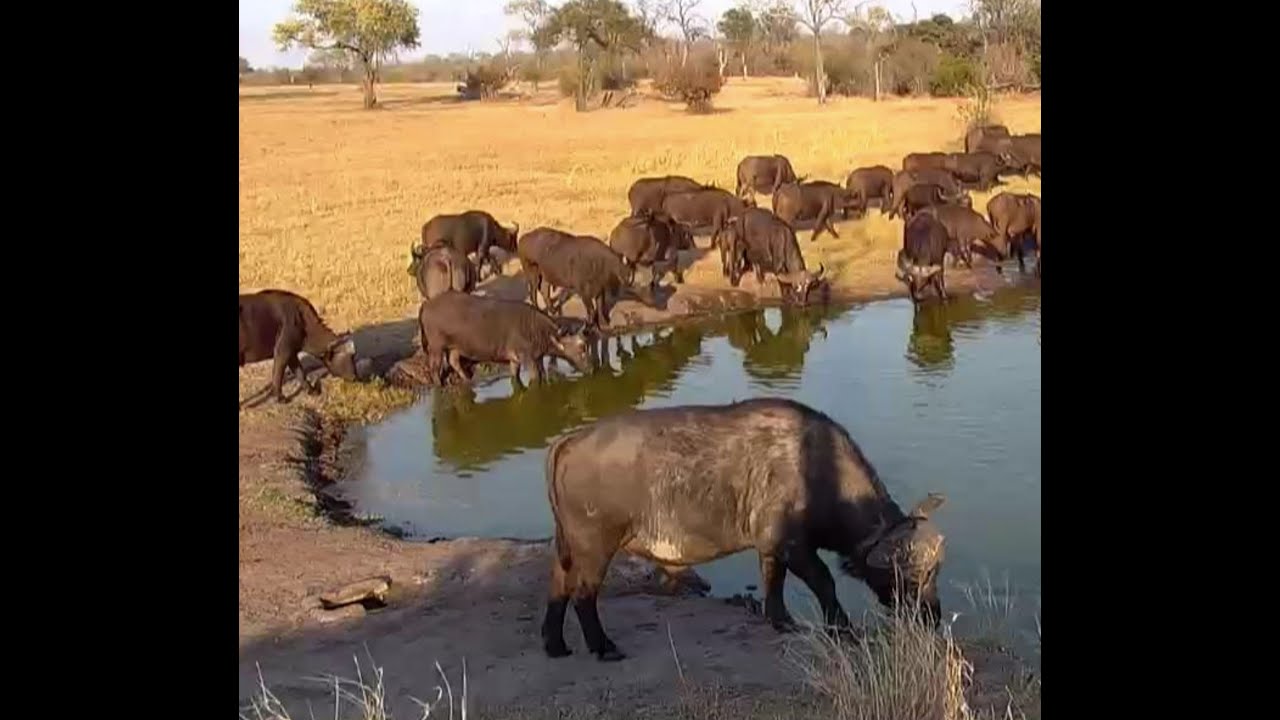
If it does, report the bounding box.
[909,493,946,520]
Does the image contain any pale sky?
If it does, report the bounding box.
[240,0,970,69]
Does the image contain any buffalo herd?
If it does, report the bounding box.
[242,122,1039,399]
[239,123,1041,664]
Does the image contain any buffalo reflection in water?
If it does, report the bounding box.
[718,304,845,389]
[906,285,1042,375]
[429,325,705,471]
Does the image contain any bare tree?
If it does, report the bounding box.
[795,0,846,104]
[846,2,895,101]
[664,0,707,67]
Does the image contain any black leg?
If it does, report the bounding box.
[786,549,850,630]
[543,558,573,658]
[759,552,795,632]
[573,592,624,661]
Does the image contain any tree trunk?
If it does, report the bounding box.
[742,53,748,79]
[362,66,377,109]
[575,51,587,112]
[874,59,881,101]
[813,36,827,105]
[717,45,727,78]
[680,41,689,68]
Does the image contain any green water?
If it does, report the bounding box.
[347,285,1041,640]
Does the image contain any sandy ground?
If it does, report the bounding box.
[238,261,1035,718]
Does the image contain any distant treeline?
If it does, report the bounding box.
[240,1,1040,101]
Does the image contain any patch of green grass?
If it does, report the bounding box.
[319,377,417,425]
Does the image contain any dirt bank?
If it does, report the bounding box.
[238,263,1038,718]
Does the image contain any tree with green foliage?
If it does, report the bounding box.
[273,0,420,109]
[845,2,894,100]
[718,6,758,78]
[239,56,253,76]
[535,0,646,111]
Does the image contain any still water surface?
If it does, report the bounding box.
[346,286,1041,638]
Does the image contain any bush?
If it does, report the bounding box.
[653,57,723,113]
[887,38,940,96]
[459,62,510,100]
[557,66,581,99]
[930,54,981,96]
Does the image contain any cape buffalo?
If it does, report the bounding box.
[772,181,861,241]
[541,398,948,661]
[660,188,753,274]
[517,227,573,310]
[735,155,800,197]
[845,165,895,212]
[987,192,1041,276]
[627,176,714,218]
[420,210,519,281]
[609,211,695,291]
[902,152,950,173]
[1007,134,1041,176]
[725,208,826,304]
[896,212,954,304]
[899,183,971,221]
[238,290,359,405]
[943,152,1007,190]
[964,124,1010,154]
[532,234,635,330]
[888,170,966,219]
[920,204,999,268]
[418,291,591,386]
[408,244,477,300]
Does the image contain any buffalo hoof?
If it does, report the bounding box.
[595,648,626,662]
[543,643,572,659]
[274,394,290,405]
[770,617,799,634]
[306,384,322,396]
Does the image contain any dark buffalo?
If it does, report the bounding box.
[418,291,592,386]
[661,187,753,277]
[408,244,477,300]
[726,208,826,304]
[735,155,800,197]
[517,227,574,309]
[899,183,972,221]
[533,234,635,330]
[541,398,948,660]
[845,165,895,212]
[1007,134,1041,176]
[627,175,714,217]
[608,211,695,291]
[771,181,861,242]
[888,170,967,219]
[943,152,1007,190]
[902,152,950,172]
[420,210,519,280]
[987,192,1041,276]
[964,124,1010,154]
[896,212,954,304]
[920,204,1001,267]
[238,290,359,405]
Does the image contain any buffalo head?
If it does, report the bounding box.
[854,494,948,626]
[721,218,745,287]
[321,334,360,381]
[503,222,521,251]
[895,250,943,285]
[550,325,592,374]
[407,243,427,277]
[777,263,825,305]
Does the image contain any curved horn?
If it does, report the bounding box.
[813,263,826,280]
[511,222,520,238]
[411,243,426,259]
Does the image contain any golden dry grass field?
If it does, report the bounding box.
[238,77,1041,331]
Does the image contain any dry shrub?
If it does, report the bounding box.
[653,56,724,113]
[459,62,510,100]
[784,608,973,720]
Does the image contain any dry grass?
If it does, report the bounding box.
[239,78,1042,331]
[241,586,1039,720]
